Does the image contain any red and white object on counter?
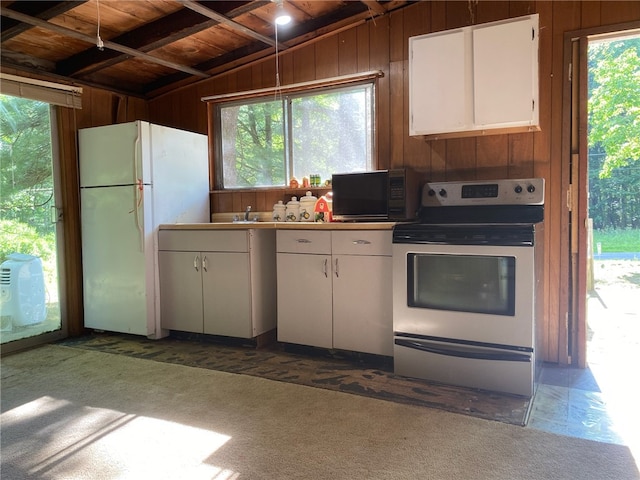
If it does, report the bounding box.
[314,194,333,222]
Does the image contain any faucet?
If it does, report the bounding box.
[244,206,252,221]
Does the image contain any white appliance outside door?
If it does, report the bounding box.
[79,121,209,337]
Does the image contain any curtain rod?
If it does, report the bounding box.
[201,70,383,103]
[0,72,83,94]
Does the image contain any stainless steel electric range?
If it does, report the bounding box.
[392,178,545,397]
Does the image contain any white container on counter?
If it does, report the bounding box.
[286,196,300,222]
[299,191,317,222]
[272,200,286,222]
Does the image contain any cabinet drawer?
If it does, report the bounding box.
[159,230,248,252]
[331,230,392,256]
[276,230,331,254]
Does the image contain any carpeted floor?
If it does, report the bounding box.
[59,332,532,426]
[3,344,638,480]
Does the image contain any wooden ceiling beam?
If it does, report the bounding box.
[359,1,387,17]
[0,6,211,79]
[146,1,377,97]
[179,0,286,49]
[57,9,218,77]
[0,1,87,42]
[57,1,259,77]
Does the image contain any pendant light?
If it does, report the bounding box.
[274,0,291,26]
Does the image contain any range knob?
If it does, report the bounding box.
[439,189,447,197]
[514,185,523,194]
[428,189,436,197]
[527,184,536,193]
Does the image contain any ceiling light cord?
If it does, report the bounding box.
[96,0,104,50]
[273,0,290,99]
[274,25,282,99]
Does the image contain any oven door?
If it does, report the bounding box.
[392,243,536,349]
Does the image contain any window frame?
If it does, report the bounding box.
[203,70,382,190]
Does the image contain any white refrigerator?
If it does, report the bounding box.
[79,121,209,338]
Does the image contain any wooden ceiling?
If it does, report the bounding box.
[1,0,408,98]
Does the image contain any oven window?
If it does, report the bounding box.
[408,254,516,316]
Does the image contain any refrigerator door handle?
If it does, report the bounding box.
[133,125,144,251]
[134,123,142,185]
[132,179,144,251]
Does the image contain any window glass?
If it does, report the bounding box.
[220,99,285,188]
[0,94,64,347]
[217,83,373,188]
[291,85,372,182]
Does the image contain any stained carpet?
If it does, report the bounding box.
[59,332,532,426]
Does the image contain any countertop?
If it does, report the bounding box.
[159,221,397,231]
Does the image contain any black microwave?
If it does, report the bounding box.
[331,168,423,222]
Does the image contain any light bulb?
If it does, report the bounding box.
[275,3,291,25]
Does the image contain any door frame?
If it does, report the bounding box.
[562,20,640,368]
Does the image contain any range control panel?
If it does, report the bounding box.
[421,178,545,207]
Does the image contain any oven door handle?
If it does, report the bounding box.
[394,339,531,362]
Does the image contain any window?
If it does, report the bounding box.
[215,82,374,189]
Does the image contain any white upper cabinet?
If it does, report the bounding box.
[409,14,539,138]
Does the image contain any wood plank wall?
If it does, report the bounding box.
[11,1,635,361]
[146,1,640,364]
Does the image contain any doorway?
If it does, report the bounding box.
[574,30,640,450]
[585,33,640,373]
[0,95,67,352]
[587,32,640,369]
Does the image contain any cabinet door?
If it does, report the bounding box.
[202,252,252,338]
[409,29,468,136]
[159,251,204,333]
[473,15,538,127]
[277,252,333,348]
[409,14,538,137]
[332,255,393,356]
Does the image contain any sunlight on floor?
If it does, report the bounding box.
[529,262,640,471]
[588,285,640,465]
[2,396,235,479]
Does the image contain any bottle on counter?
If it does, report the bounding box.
[286,196,300,222]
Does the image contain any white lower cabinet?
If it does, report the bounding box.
[277,251,333,348]
[159,229,276,339]
[276,229,393,356]
[332,253,393,355]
